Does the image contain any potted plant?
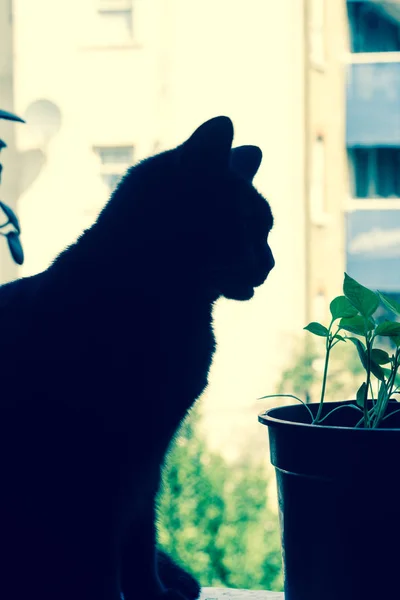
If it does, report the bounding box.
[258,273,400,600]
[0,108,25,265]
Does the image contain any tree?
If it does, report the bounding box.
[157,406,283,592]
[277,335,365,403]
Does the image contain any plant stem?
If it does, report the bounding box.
[313,336,332,424]
[368,380,375,402]
[257,393,314,422]
[317,404,362,425]
[355,405,376,428]
[363,339,372,428]
[388,349,400,398]
[380,408,400,424]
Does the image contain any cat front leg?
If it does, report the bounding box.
[120,515,164,600]
[120,514,200,600]
[157,550,201,600]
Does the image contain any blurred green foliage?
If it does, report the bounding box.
[277,335,365,403]
[157,407,283,592]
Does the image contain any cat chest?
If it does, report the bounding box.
[112,454,160,539]
[158,322,216,399]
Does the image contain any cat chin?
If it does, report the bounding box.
[221,285,255,301]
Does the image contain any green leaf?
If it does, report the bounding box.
[356,382,367,409]
[378,380,388,404]
[371,349,391,365]
[330,296,359,320]
[343,273,379,317]
[347,337,367,369]
[377,292,400,317]
[339,316,373,336]
[375,320,400,337]
[6,231,24,265]
[347,337,385,381]
[375,380,390,426]
[304,322,329,337]
[370,360,385,382]
[333,334,346,342]
[0,109,25,123]
[392,336,400,347]
[0,200,21,233]
[382,367,400,388]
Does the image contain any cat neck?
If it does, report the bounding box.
[45,225,220,308]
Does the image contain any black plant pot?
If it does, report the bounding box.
[259,401,400,600]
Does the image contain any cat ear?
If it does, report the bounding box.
[181,116,234,170]
[230,145,262,181]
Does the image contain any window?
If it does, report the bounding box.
[348,147,400,198]
[93,145,134,194]
[95,0,133,45]
[98,0,132,9]
[309,136,328,224]
[347,1,400,53]
[346,209,400,292]
[309,0,325,65]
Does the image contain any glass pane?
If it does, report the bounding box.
[5,4,400,594]
[350,148,370,198]
[347,1,400,53]
[376,148,398,198]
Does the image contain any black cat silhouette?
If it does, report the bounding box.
[0,116,274,600]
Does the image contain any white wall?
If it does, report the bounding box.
[13,0,163,274]
[160,0,307,456]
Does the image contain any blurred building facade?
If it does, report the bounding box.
[1,0,399,456]
[304,0,400,326]
[345,0,400,302]
[304,0,349,326]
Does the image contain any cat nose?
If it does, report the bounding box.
[269,252,275,271]
[251,244,274,287]
[265,245,275,273]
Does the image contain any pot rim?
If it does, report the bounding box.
[258,399,400,432]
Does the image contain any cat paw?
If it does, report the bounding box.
[157,550,201,600]
[161,591,190,600]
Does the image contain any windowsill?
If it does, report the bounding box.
[79,42,143,51]
[200,588,284,599]
[346,198,400,211]
[346,51,400,64]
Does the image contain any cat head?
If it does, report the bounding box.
[96,116,274,301]
[177,116,274,300]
